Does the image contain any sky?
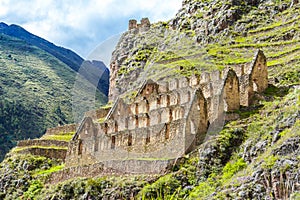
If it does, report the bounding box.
[0,0,182,65]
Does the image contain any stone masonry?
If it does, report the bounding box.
[128,18,151,32]
[65,50,268,174]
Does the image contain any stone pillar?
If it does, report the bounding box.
[129,19,137,30]
[140,18,150,32]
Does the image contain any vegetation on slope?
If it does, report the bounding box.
[1,86,297,199]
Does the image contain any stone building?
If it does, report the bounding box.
[128,18,151,32]
[66,79,208,170]
[65,50,268,174]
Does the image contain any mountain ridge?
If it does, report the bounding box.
[0,22,83,71]
[0,22,110,96]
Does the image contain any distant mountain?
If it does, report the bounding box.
[0,33,107,161]
[81,60,110,98]
[0,22,109,96]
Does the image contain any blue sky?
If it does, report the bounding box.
[0,0,182,64]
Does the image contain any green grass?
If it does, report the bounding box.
[40,131,75,141]
[40,134,74,141]
[34,164,65,176]
[248,14,300,34]
[222,158,247,180]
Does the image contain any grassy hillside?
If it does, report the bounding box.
[0,34,107,161]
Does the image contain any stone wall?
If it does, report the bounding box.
[48,162,105,184]
[102,159,175,174]
[66,77,209,168]
[45,124,77,135]
[84,107,111,121]
[223,69,240,112]
[49,159,175,184]
[128,18,151,32]
[239,49,267,106]
[18,147,66,160]
[17,140,68,148]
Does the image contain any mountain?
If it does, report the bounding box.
[0,33,107,161]
[0,22,109,96]
[0,0,299,199]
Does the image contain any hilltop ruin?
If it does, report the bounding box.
[128,18,151,32]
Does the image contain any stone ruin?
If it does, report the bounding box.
[128,18,151,32]
[15,50,267,179]
[63,50,268,174]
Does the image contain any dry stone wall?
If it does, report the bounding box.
[45,124,77,135]
[128,18,151,32]
[17,147,66,160]
[17,140,68,148]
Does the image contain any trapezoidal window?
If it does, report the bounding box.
[165,123,170,140]
[94,138,99,152]
[104,123,108,134]
[135,115,139,128]
[146,131,150,144]
[157,97,161,105]
[78,140,83,155]
[128,133,132,146]
[111,136,116,149]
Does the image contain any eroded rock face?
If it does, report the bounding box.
[109,31,139,101]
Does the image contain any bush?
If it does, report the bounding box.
[222,158,247,180]
[23,180,43,200]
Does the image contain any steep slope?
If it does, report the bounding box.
[0,22,110,96]
[0,0,299,199]
[0,34,107,161]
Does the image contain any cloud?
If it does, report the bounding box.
[0,0,182,61]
